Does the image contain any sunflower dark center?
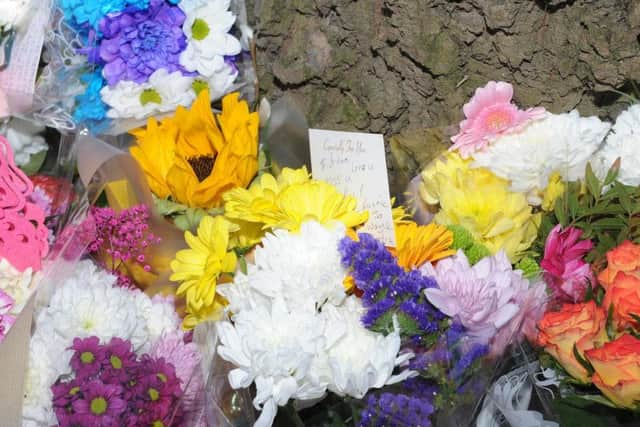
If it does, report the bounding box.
[188,155,216,182]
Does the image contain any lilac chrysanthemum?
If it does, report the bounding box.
[99,0,187,86]
[339,234,446,343]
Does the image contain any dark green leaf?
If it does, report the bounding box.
[585,162,602,199]
[603,157,621,186]
[592,218,627,230]
[554,198,568,226]
[615,182,633,214]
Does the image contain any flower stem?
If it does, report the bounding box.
[284,403,305,427]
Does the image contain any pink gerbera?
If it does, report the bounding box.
[450,81,545,158]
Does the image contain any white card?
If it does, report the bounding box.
[309,129,396,246]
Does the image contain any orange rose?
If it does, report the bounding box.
[598,240,640,288]
[585,334,640,408]
[602,273,640,329]
[537,301,607,383]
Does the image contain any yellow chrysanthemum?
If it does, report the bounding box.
[272,181,369,231]
[223,166,368,233]
[541,171,566,211]
[170,216,237,328]
[420,154,540,262]
[393,222,455,270]
[130,90,259,209]
[392,198,413,225]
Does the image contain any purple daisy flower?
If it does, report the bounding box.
[99,0,187,86]
[69,337,105,380]
[101,337,137,384]
[72,381,126,426]
[51,378,83,424]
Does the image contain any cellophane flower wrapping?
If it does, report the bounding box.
[36,0,257,134]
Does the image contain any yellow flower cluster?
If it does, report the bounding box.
[130,90,259,209]
[170,215,238,329]
[393,222,456,270]
[419,152,540,263]
[223,166,369,245]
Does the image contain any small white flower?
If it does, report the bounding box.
[471,111,610,205]
[594,104,640,186]
[179,0,242,78]
[101,69,195,120]
[0,117,47,167]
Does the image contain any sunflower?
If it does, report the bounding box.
[130,90,259,209]
[169,215,237,328]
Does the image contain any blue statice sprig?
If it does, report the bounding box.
[338,233,447,345]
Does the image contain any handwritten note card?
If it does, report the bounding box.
[309,129,396,246]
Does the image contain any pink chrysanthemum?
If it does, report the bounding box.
[450,81,545,158]
[541,224,594,303]
[71,381,126,426]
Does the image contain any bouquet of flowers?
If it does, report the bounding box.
[22,259,206,426]
[43,0,255,132]
[406,80,640,426]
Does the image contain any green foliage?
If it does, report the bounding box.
[515,256,542,279]
[446,224,491,264]
[536,160,640,267]
[153,196,224,232]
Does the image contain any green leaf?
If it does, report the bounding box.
[554,198,568,226]
[592,217,626,230]
[615,182,633,214]
[573,343,595,376]
[603,157,621,186]
[20,149,48,176]
[607,304,616,341]
[568,191,579,219]
[585,162,602,199]
[238,256,248,275]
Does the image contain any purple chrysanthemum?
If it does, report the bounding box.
[69,337,105,380]
[72,381,127,426]
[99,0,187,85]
[339,234,445,342]
[101,337,137,383]
[52,378,83,423]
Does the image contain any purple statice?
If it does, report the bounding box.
[88,204,161,288]
[339,234,446,342]
[359,392,435,427]
[449,343,489,384]
[69,337,106,380]
[98,0,187,85]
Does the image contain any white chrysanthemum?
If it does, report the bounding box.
[0,0,31,29]
[217,297,329,427]
[101,69,195,120]
[594,104,640,186]
[471,111,611,205]
[22,260,180,424]
[0,117,47,167]
[0,258,36,313]
[179,0,241,79]
[218,221,349,314]
[320,296,414,398]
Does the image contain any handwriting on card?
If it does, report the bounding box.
[309,129,396,246]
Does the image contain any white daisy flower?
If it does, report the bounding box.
[0,118,47,167]
[594,104,640,186]
[179,0,242,79]
[101,69,195,120]
[471,111,610,205]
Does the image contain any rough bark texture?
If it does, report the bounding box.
[246,0,640,193]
